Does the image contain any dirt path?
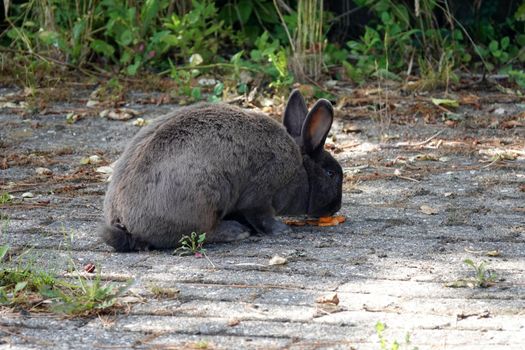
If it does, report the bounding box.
[1,87,524,349]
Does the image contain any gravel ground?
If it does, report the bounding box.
[1,87,524,349]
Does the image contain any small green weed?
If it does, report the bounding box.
[174,232,207,257]
[174,232,216,268]
[376,321,418,350]
[445,259,498,288]
[0,244,133,316]
[45,272,133,315]
[0,192,13,205]
[463,259,498,288]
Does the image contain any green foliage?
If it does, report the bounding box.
[508,69,525,89]
[376,321,418,350]
[1,0,524,90]
[163,0,226,65]
[247,31,292,88]
[0,192,12,205]
[174,232,207,256]
[218,0,280,44]
[45,272,132,315]
[0,244,132,315]
[463,259,498,288]
[338,0,525,86]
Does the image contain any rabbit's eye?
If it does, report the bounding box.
[325,169,335,177]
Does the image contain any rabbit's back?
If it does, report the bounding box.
[104,104,301,248]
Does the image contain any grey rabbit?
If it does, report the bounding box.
[101,89,342,251]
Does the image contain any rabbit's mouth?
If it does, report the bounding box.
[308,200,341,217]
[308,203,341,217]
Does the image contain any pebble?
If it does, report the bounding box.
[96,166,113,174]
[269,255,287,265]
[88,155,101,164]
[494,107,505,115]
[35,167,52,175]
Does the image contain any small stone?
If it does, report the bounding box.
[198,78,217,86]
[420,205,439,215]
[86,100,99,107]
[96,166,113,174]
[35,167,52,175]
[494,107,505,115]
[99,109,110,118]
[88,155,101,164]
[22,192,34,198]
[268,255,287,265]
[132,118,146,127]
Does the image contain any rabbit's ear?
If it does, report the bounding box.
[302,99,333,154]
[283,89,308,137]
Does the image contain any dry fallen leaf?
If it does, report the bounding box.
[269,255,287,265]
[228,319,240,327]
[420,205,439,215]
[342,124,362,133]
[486,250,501,257]
[411,154,439,162]
[459,94,481,109]
[100,108,140,121]
[84,263,96,273]
[316,292,339,305]
[432,98,459,108]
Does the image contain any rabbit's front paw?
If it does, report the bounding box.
[243,212,292,236]
[266,219,292,236]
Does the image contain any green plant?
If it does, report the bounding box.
[463,259,498,288]
[508,69,525,89]
[376,321,418,350]
[445,258,498,288]
[0,192,12,205]
[0,244,133,315]
[163,0,227,65]
[248,31,292,88]
[219,0,279,44]
[45,272,132,315]
[345,1,418,83]
[415,49,458,91]
[174,232,207,257]
[291,0,324,81]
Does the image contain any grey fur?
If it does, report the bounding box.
[101,90,342,251]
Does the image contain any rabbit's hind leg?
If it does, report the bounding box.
[206,220,251,243]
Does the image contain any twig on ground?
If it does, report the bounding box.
[381,129,445,149]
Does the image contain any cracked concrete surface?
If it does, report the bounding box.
[1,90,524,349]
